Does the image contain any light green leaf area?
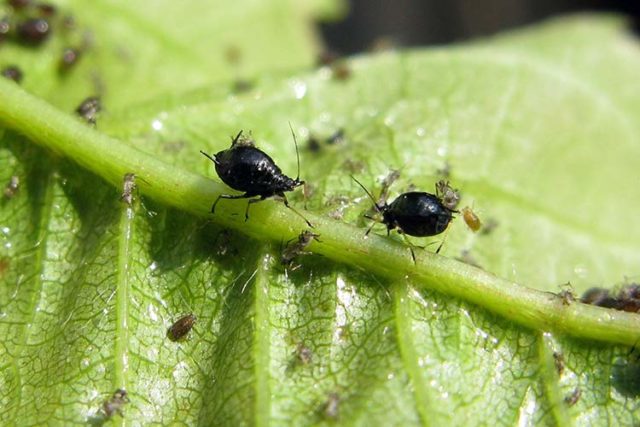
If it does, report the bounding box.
[0,0,331,110]
[1,7,640,427]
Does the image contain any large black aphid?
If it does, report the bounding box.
[352,175,457,258]
[200,128,312,227]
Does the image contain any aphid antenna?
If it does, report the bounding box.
[200,150,219,165]
[351,175,382,212]
[288,122,302,182]
[231,130,244,146]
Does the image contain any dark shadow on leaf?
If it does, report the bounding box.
[612,357,640,398]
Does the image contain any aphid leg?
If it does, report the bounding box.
[436,225,452,254]
[211,193,254,214]
[363,214,377,236]
[281,194,314,228]
[245,196,267,221]
[400,234,424,264]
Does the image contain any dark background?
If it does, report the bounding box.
[321,0,640,53]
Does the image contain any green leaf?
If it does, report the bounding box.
[1,6,640,427]
[1,0,332,110]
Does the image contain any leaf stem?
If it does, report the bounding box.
[1,79,639,347]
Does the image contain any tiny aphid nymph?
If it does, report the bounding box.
[101,388,129,419]
[2,66,23,83]
[75,96,101,125]
[462,206,482,232]
[120,173,136,206]
[281,230,320,269]
[3,175,20,198]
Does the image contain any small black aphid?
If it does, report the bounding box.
[16,18,51,45]
[479,217,498,235]
[8,0,31,10]
[564,388,581,407]
[462,206,482,232]
[326,128,345,145]
[101,388,129,418]
[580,284,640,313]
[553,351,565,376]
[59,47,81,72]
[0,18,11,43]
[36,3,57,17]
[306,135,321,153]
[317,50,340,67]
[120,173,136,206]
[1,66,23,83]
[296,343,313,365]
[581,287,623,310]
[233,79,253,93]
[200,127,312,227]
[75,96,101,125]
[3,175,20,198]
[556,282,575,306]
[167,314,196,342]
[352,176,456,239]
[618,283,640,313]
[322,392,340,420]
[331,61,351,81]
[281,230,320,269]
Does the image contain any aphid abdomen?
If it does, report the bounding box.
[388,192,452,236]
[215,146,283,194]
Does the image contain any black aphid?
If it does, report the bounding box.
[581,285,640,313]
[322,392,340,420]
[75,96,101,125]
[167,314,196,342]
[352,175,457,255]
[564,388,581,406]
[36,3,57,17]
[59,47,81,72]
[326,128,345,145]
[3,175,20,198]
[1,65,23,83]
[16,18,51,45]
[8,0,31,10]
[0,18,11,43]
[553,351,565,376]
[281,230,320,269]
[101,388,129,419]
[200,127,312,227]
